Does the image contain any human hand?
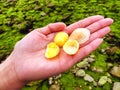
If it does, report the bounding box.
[10,15,113,81]
[0,15,113,90]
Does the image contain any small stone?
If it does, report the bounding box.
[90,54,95,58]
[48,3,55,8]
[76,69,86,77]
[90,66,96,71]
[89,86,92,90]
[40,12,46,16]
[87,57,95,62]
[110,66,120,78]
[107,78,112,84]
[113,82,120,90]
[93,81,98,86]
[55,81,58,84]
[90,67,103,73]
[84,74,94,82]
[98,76,108,86]
[106,72,111,77]
[77,59,89,68]
[49,84,60,90]
[96,68,103,73]
[75,87,82,90]
[107,63,113,68]
[87,64,91,68]
[54,74,62,80]
[49,77,54,85]
[71,67,79,74]
[27,80,41,86]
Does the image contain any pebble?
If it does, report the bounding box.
[48,3,55,7]
[106,72,111,77]
[84,74,94,82]
[77,59,89,68]
[75,87,82,90]
[110,66,120,78]
[107,63,113,68]
[90,66,103,73]
[98,76,108,86]
[40,12,46,16]
[49,77,54,85]
[107,78,112,84]
[89,86,92,90]
[71,67,79,74]
[90,54,95,58]
[54,74,62,80]
[27,80,41,86]
[113,82,120,90]
[49,84,60,90]
[87,57,95,62]
[93,81,98,86]
[76,69,86,77]
[49,74,61,85]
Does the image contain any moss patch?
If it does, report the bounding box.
[1,0,120,89]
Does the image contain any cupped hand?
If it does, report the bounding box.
[9,15,113,83]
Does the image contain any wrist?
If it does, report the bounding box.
[0,56,25,90]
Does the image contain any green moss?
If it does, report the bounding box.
[36,80,49,90]
[91,52,108,72]
[1,0,120,89]
[22,86,37,90]
[60,71,75,90]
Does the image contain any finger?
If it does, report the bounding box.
[66,15,104,34]
[80,26,110,47]
[36,22,66,35]
[74,38,103,63]
[86,18,113,33]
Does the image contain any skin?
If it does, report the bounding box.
[0,15,113,90]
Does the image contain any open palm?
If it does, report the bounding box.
[10,15,113,82]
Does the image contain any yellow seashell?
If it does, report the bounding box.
[45,42,60,59]
[54,32,69,47]
[45,28,90,58]
[69,28,90,44]
[63,39,79,55]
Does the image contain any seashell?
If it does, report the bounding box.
[45,42,60,58]
[69,28,90,44]
[54,32,68,47]
[63,39,79,55]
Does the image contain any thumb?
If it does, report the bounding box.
[35,22,66,35]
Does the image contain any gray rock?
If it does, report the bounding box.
[96,68,103,73]
[93,81,98,86]
[40,12,46,16]
[77,59,89,68]
[113,82,120,90]
[49,84,60,90]
[107,78,112,84]
[107,63,113,68]
[87,57,95,62]
[110,66,120,78]
[98,76,108,86]
[90,66,103,73]
[49,77,54,85]
[76,69,86,77]
[54,74,62,80]
[90,54,95,58]
[84,74,94,82]
[71,66,79,74]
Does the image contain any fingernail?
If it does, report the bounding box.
[106,18,114,23]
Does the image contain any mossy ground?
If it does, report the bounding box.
[0,0,120,90]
